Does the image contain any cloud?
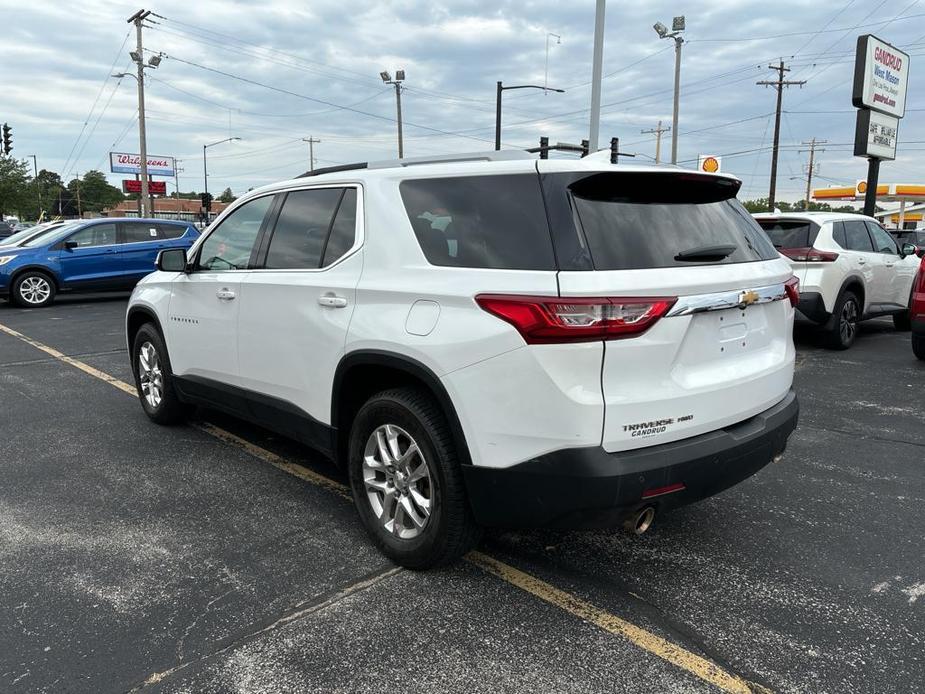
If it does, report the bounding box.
[1,0,922,201]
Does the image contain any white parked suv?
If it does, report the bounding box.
[754,212,919,349]
[126,151,799,568]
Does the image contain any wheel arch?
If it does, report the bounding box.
[331,350,472,469]
[126,305,166,352]
[838,275,865,311]
[9,265,61,291]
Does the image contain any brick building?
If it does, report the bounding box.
[104,197,232,223]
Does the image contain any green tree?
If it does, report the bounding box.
[218,187,236,203]
[0,156,32,218]
[67,170,124,214]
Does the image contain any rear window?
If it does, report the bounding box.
[755,219,820,249]
[555,172,777,271]
[399,174,556,270]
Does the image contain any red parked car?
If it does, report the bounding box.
[912,253,925,360]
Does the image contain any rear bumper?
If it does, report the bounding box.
[796,291,830,324]
[461,389,798,529]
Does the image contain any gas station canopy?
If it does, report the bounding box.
[812,182,925,227]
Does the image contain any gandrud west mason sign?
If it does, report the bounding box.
[852,34,910,215]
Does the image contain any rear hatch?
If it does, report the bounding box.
[753,217,826,287]
[540,165,796,452]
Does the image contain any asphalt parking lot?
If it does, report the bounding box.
[1,295,923,693]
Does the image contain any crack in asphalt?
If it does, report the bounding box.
[130,564,403,691]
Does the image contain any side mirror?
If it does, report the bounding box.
[900,242,917,258]
[156,248,188,272]
[64,240,78,250]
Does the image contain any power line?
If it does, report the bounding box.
[161,52,516,148]
[688,9,925,42]
[60,31,131,177]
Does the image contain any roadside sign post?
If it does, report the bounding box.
[852,35,910,217]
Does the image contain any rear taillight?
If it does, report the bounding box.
[475,294,677,344]
[784,276,800,308]
[780,247,839,262]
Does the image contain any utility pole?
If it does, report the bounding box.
[173,160,183,199]
[757,59,806,212]
[29,154,41,215]
[128,9,152,217]
[303,137,321,171]
[641,120,671,164]
[653,17,685,164]
[588,0,606,151]
[799,138,826,210]
[75,173,82,218]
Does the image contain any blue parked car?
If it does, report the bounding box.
[0,218,199,307]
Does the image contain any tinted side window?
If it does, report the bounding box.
[843,221,874,252]
[122,222,160,243]
[400,174,556,270]
[197,195,273,270]
[157,223,188,240]
[866,222,898,254]
[67,223,117,248]
[265,188,343,270]
[322,188,357,267]
[832,221,847,248]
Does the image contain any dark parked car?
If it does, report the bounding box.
[890,229,925,250]
[0,218,199,307]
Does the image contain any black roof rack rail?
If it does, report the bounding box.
[297,162,368,178]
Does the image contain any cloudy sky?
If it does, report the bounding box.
[2,0,923,203]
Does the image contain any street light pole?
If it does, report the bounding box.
[203,137,241,200]
[496,82,565,150]
[380,70,405,158]
[545,32,561,92]
[653,16,686,164]
[671,35,682,165]
[588,0,606,151]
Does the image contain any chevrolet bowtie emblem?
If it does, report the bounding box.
[738,290,759,307]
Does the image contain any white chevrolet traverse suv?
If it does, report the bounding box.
[754,212,919,349]
[127,151,800,568]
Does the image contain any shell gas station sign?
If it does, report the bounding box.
[697,155,722,173]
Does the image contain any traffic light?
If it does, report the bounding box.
[1,123,11,155]
[200,192,213,211]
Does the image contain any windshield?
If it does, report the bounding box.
[23,222,83,248]
[0,225,49,246]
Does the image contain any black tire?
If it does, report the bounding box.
[348,387,481,569]
[131,323,188,425]
[826,290,860,350]
[914,334,925,361]
[12,271,56,308]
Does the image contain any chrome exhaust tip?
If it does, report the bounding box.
[624,506,656,535]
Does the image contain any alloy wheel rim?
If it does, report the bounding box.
[138,341,163,409]
[840,300,858,343]
[362,424,433,539]
[19,276,51,305]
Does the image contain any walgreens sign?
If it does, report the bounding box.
[109,152,176,177]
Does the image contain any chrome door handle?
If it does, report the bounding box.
[318,294,348,308]
[216,288,236,301]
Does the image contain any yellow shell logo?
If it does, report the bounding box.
[857,181,867,194]
[701,157,719,173]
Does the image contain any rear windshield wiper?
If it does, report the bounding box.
[674,244,737,262]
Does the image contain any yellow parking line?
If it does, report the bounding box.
[466,551,767,694]
[0,320,771,693]
[0,322,136,396]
